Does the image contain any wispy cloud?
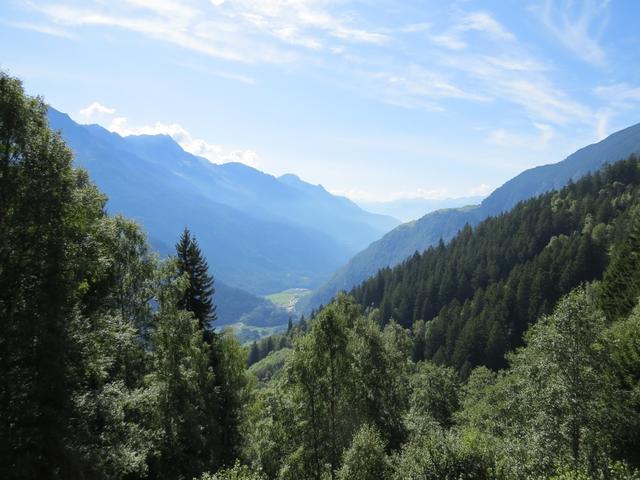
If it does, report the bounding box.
[395,8,595,127]
[400,22,431,34]
[6,21,76,39]
[430,10,515,50]
[178,61,257,85]
[229,0,389,45]
[469,184,492,196]
[374,64,491,110]
[37,4,291,64]
[487,122,554,149]
[35,0,388,64]
[533,0,610,66]
[440,49,591,126]
[594,83,640,106]
[23,1,612,141]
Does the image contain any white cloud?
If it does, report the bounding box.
[108,116,259,167]
[34,0,389,67]
[221,149,260,167]
[37,3,296,64]
[441,52,591,126]
[594,83,640,106]
[497,79,590,125]
[7,21,76,39]
[430,11,514,51]
[470,184,492,196]
[533,0,609,66]
[400,22,431,34]
[487,122,554,149]
[375,64,491,109]
[432,34,467,50]
[461,12,515,41]
[596,111,610,140]
[28,1,609,146]
[78,101,116,120]
[330,27,388,45]
[73,106,259,168]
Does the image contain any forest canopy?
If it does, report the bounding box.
[1,70,639,479]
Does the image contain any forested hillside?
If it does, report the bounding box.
[350,157,640,371]
[305,122,640,311]
[2,71,640,480]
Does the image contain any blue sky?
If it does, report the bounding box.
[1,0,639,202]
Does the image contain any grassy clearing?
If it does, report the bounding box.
[266,288,311,311]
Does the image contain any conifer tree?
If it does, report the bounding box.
[175,228,216,331]
[600,208,640,320]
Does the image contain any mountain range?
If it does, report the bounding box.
[47,108,399,298]
[49,106,640,332]
[303,122,640,311]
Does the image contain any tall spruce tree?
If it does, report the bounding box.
[175,228,216,331]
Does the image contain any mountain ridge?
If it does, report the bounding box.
[47,107,399,297]
[304,121,640,311]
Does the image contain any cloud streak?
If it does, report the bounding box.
[487,123,554,149]
[25,1,621,157]
[534,0,610,66]
[35,0,388,67]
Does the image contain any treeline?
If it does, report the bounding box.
[242,283,640,479]
[351,157,640,372]
[0,72,246,479]
[246,314,314,367]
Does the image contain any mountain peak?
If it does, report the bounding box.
[278,173,301,182]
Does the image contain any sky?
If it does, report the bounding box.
[1,0,639,203]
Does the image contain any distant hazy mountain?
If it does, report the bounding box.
[48,108,399,296]
[304,122,640,311]
[358,196,485,222]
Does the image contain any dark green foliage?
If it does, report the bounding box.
[351,156,640,370]
[0,71,107,478]
[455,286,640,478]
[0,71,251,480]
[391,428,494,480]
[200,461,267,480]
[176,228,216,330]
[245,313,311,367]
[599,207,640,320]
[147,263,216,479]
[211,333,249,468]
[244,296,411,479]
[607,305,640,466]
[337,424,391,480]
[407,363,459,430]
